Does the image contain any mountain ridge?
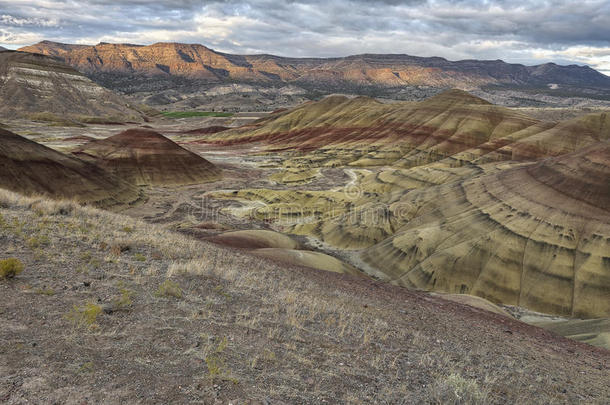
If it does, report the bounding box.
[18,40,610,91]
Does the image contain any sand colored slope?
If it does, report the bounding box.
[0,129,139,206]
[532,319,610,350]
[206,229,298,249]
[73,129,221,186]
[361,143,610,318]
[252,248,364,276]
[432,294,513,318]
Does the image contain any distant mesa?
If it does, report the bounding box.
[0,128,140,206]
[18,40,610,90]
[73,129,221,186]
[0,50,146,122]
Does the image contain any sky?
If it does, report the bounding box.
[1,0,610,74]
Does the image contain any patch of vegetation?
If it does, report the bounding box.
[156,279,183,299]
[113,283,134,310]
[428,373,489,405]
[78,361,95,374]
[77,115,126,124]
[204,337,237,383]
[161,111,234,118]
[134,253,146,262]
[26,112,85,127]
[0,258,24,279]
[26,234,50,249]
[65,302,102,330]
[35,287,55,296]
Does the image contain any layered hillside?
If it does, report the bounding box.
[19,41,610,91]
[202,90,609,168]
[0,51,145,121]
[201,91,610,319]
[0,128,140,206]
[361,143,610,318]
[73,129,221,186]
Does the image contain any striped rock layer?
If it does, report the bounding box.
[73,129,221,186]
[0,129,140,207]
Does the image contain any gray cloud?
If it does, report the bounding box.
[1,0,609,73]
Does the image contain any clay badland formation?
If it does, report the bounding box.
[73,129,221,186]
[0,128,140,206]
[198,90,610,319]
[0,41,609,401]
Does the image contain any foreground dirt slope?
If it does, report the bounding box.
[0,129,140,207]
[0,189,608,404]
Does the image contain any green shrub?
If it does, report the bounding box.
[65,302,102,330]
[0,258,24,279]
[156,279,183,299]
[113,284,133,310]
[26,235,50,249]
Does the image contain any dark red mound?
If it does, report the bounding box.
[73,129,221,185]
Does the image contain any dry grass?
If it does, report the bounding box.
[0,188,608,404]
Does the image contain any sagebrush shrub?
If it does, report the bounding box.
[0,258,24,279]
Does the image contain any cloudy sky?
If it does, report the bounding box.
[1,0,610,74]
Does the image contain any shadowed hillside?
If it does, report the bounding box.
[73,129,221,186]
[0,128,140,206]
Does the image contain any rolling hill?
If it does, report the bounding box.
[201,90,610,318]
[361,142,610,318]
[201,90,609,167]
